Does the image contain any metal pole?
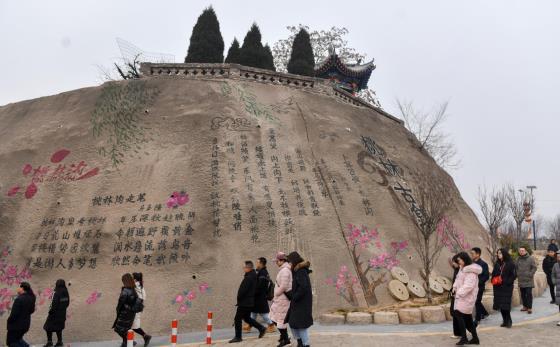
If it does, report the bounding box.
[533,219,537,250]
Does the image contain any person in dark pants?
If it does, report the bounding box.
[449,255,461,339]
[131,272,151,346]
[229,261,266,343]
[516,246,536,314]
[492,248,516,328]
[248,257,275,333]
[113,274,138,347]
[470,247,489,326]
[452,252,482,345]
[43,279,70,347]
[286,251,313,347]
[6,282,36,347]
[543,249,557,304]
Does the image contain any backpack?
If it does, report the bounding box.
[266,277,275,301]
[131,296,144,313]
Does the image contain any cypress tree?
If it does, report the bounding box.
[225,38,241,63]
[287,28,315,76]
[185,6,224,63]
[239,23,267,69]
[263,44,276,71]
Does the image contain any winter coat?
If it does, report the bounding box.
[452,264,482,314]
[474,258,489,288]
[270,262,292,328]
[7,292,36,333]
[236,270,258,308]
[253,267,271,314]
[112,287,137,335]
[131,282,145,330]
[287,261,313,329]
[492,260,516,311]
[515,254,536,288]
[548,242,559,253]
[542,256,556,277]
[43,288,69,332]
[552,262,560,305]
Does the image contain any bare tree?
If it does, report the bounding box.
[505,184,526,244]
[396,99,460,171]
[409,179,453,303]
[477,185,508,262]
[547,214,560,241]
[272,25,382,108]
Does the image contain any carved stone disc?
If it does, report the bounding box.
[435,276,453,291]
[429,280,444,294]
[407,280,426,298]
[390,266,409,284]
[388,280,410,301]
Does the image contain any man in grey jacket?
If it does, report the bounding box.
[516,247,537,314]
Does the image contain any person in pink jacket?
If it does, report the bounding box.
[452,252,482,346]
[269,252,292,347]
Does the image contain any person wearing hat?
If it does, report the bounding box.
[270,252,292,347]
[7,282,36,347]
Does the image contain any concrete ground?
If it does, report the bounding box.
[46,296,560,347]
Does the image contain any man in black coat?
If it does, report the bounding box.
[229,261,265,343]
[471,247,489,325]
[548,239,559,253]
[7,282,36,347]
[543,249,557,304]
[248,257,274,333]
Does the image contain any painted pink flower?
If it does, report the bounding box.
[7,186,20,197]
[22,164,33,175]
[198,283,209,293]
[167,197,178,208]
[50,149,71,163]
[175,294,184,304]
[178,304,188,314]
[340,265,348,272]
[25,182,38,199]
[186,291,196,301]
[177,192,190,206]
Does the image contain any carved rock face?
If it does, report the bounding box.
[0,76,487,341]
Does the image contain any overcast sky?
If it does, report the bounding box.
[1,1,558,229]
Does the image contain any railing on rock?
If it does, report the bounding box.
[139,62,403,125]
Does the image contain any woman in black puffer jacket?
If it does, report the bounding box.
[43,279,70,347]
[113,273,138,347]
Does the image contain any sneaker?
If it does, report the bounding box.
[242,323,252,332]
[143,335,152,347]
[229,337,243,343]
[266,324,277,333]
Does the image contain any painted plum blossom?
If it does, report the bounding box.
[167,191,190,209]
[325,265,360,306]
[343,224,409,306]
[437,217,470,253]
[0,246,32,316]
[172,282,211,314]
[86,291,102,305]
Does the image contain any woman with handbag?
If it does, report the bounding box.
[491,248,516,328]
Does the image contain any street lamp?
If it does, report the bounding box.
[527,185,537,250]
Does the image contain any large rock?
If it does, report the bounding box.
[420,306,446,323]
[398,308,422,324]
[346,312,373,325]
[441,303,452,321]
[374,311,399,324]
[0,63,491,342]
[482,295,495,313]
[512,288,521,307]
[320,313,346,325]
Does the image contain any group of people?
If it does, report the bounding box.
[230,251,313,347]
[6,280,69,347]
[449,242,560,346]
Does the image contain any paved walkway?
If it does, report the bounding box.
[57,296,560,347]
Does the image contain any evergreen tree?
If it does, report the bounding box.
[239,23,268,69]
[225,38,241,63]
[287,28,315,76]
[263,44,276,71]
[185,7,224,63]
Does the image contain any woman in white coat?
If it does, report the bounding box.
[132,272,151,346]
[270,252,292,347]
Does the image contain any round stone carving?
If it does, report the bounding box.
[435,276,453,291]
[388,280,410,301]
[407,280,426,298]
[429,280,444,294]
[391,266,409,284]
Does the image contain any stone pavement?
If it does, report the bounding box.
[48,296,559,347]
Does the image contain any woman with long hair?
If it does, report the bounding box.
[449,255,461,339]
[43,279,70,347]
[132,272,151,346]
[113,273,138,347]
[285,251,313,347]
[452,252,482,345]
[492,248,516,328]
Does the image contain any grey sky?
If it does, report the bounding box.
[1,1,558,228]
